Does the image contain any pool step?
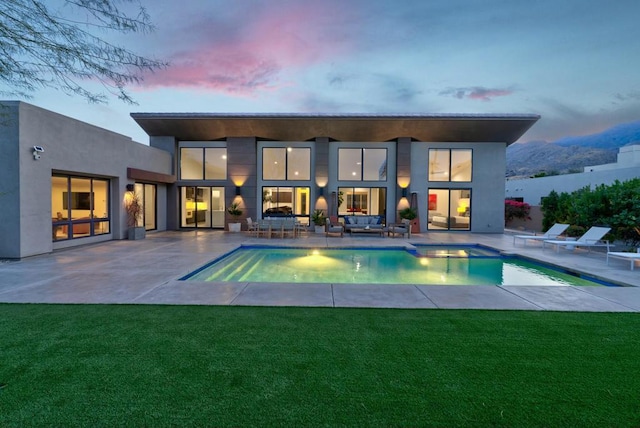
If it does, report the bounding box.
[205,251,263,281]
[226,253,268,281]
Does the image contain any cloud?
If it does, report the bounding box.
[521,97,640,143]
[613,91,640,103]
[139,1,353,95]
[440,86,514,101]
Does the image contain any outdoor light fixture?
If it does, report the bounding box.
[318,186,324,197]
[235,186,241,196]
[402,188,408,198]
[32,145,44,160]
[126,184,135,192]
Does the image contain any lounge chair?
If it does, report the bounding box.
[606,251,640,270]
[388,219,411,238]
[325,217,344,237]
[542,226,611,253]
[513,223,569,246]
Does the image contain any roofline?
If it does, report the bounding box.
[131,112,541,120]
[130,112,541,144]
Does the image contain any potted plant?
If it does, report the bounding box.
[399,206,419,233]
[311,209,326,234]
[125,192,145,240]
[227,202,243,232]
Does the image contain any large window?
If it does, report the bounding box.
[337,187,387,217]
[262,147,311,180]
[338,148,387,181]
[428,149,472,182]
[52,175,110,241]
[427,189,471,231]
[262,186,310,223]
[180,147,227,180]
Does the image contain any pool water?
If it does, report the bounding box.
[183,246,610,286]
[412,244,500,258]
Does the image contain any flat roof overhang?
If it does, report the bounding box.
[130,113,540,145]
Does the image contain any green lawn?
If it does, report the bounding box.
[1,304,639,427]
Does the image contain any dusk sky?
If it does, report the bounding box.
[16,0,640,144]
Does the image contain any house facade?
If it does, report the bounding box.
[0,102,539,259]
[0,102,174,258]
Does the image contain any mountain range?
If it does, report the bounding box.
[506,121,640,178]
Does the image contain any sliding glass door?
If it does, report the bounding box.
[180,186,226,229]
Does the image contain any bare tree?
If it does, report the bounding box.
[0,0,167,104]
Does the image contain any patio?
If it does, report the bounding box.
[0,230,639,311]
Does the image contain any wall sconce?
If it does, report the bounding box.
[32,145,44,160]
[235,186,241,196]
[126,184,135,192]
[401,188,408,198]
[318,186,324,197]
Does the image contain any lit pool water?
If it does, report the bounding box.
[183,246,612,286]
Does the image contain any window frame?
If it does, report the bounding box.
[179,147,228,180]
[52,174,111,241]
[428,148,473,182]
[337,187,387,218]
[338,148,388,182]
[261,147,311,181]
[262,186,311,221]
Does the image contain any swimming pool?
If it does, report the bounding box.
[182,245,612,286]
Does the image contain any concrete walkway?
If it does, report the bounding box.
[1,230,639,312]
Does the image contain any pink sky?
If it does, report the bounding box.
[10,0,640,144]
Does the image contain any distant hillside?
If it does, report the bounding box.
[506,120,640,178]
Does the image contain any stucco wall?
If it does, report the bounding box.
[506,167,640,205]
[410,141,507,233]
[1,101,172,258]
[0,105,21,258]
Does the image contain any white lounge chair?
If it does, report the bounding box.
[513,223,569,246]
[542,226,611,253]
[606,251,640,270]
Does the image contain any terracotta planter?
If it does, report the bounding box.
[410,218,420,233]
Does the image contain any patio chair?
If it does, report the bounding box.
[325,217,344,237]
[542,226,612,253]
[513,223,569,246]
[282,218,297,238]
[256,219,272,238]
[388,219,411,238]
[606,250,640,270]
[246,217,259,234]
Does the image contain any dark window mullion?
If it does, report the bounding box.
[201,148,206,180]
[284,149,289,180]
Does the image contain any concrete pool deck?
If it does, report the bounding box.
[1,230,640,312]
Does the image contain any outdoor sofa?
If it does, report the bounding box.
[342,215,385,232]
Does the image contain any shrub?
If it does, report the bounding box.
[541,178,640,246]
[504,199,531,225]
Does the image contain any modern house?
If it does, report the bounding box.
[0,101,539,258]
